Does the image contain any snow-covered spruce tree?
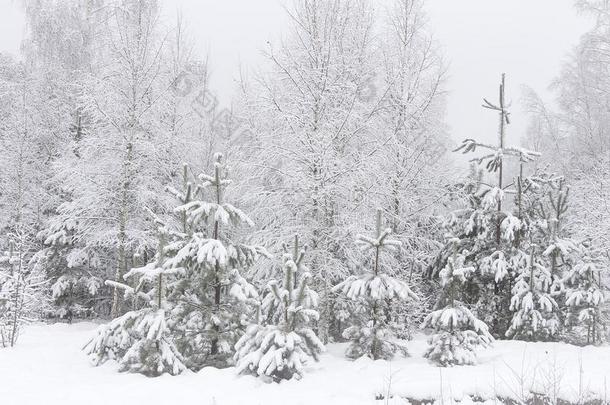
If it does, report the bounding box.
[509,172,579,340]
[165,153,264,369]
[528,176,576,288]
[333,209,418,360]
[433,74,540,337]
[234,235,324,381]
[563,260,606,345]
[421,239,493,366]
[0,238,48,348]
[32,216,103,320]
[83,225,187,376]
[542,180,572,283]
[533,176,578,335]
[427,163,523,337]
[505,241,559,341]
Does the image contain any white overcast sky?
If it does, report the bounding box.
[0,0,592,147]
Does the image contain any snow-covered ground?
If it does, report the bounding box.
[1,322,609,405]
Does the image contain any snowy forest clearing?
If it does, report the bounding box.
[1,0,610,404]
[1,322,608,405]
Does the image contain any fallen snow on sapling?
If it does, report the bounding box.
[333,209,418,360]
[235,235,324,381]
[421,238,494,366]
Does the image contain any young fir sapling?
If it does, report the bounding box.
[505,242,559,341]
[83,229,187,376]
[333,209,418,360]
[421,238,494,366]
[563,260,605,345]
[505,173,576,341]
[34,217,102,320]
[234,235,324,381]
[164,153,264,369]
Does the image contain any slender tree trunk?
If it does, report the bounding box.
[10,247,23,347]
[111,142,133,318]
[210,164,222,355]
[495,74,506,247]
